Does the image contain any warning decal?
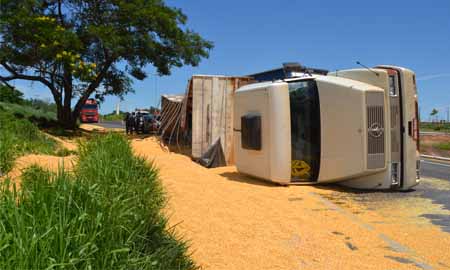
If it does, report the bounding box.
[291,160,311,178]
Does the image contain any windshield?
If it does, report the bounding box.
[82,104,98,110]
[288,80,321,182]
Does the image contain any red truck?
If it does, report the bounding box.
[80,98,99,123]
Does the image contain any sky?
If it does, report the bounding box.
[8,0,450,120]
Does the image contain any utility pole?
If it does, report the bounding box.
[116,101,120,115]
[154,74,159,108]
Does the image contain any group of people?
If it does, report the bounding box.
[124,111,142,134]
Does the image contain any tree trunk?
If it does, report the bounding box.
[52,91,73,129]
[60,105,77,129]
[59,65,76,129]
[56,102,63,123]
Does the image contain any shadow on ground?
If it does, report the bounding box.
[218,172,281,187]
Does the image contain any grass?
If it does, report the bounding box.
[0,133,196,269]
[0,108,69,174]
[434,142,450,151]
[420,122,450,133]
[0,101,56,125]
[101,113,125,121]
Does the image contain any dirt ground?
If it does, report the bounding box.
[421,134,450,157]
[79,123,123,132]
[1,139,77,186]
[132,137,450,270]
[2,154,76,188]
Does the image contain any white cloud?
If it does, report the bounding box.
[417,73,450,81]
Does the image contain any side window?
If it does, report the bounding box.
[389,75,397,96]
[241,113,262,150]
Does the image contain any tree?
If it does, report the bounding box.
[0,83,25,104]
[430,108,438,122]
[0,0,213,128]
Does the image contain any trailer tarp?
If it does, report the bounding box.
[197,138,226,168]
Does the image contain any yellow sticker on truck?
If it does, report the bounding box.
[291,160,311,178]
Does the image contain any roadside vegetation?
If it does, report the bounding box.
[0,1,212,129]
[0,133,195,269]
[0,109,67,174]
[420,122,450,133]
[0,86,71,174]
[0,84,57,127]
[102,111,125,121]
[420,133,450,158]
[0,101,56,125]
[434,142,450,151]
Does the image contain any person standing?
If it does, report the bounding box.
[124,112,131,134]
[130,112,136,134]
[135,111,142,134]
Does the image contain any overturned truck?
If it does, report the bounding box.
[234,65,420,190]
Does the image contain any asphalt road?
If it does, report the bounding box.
[96,120,124,129]
[421,159,450,181]
[323,159,450,233]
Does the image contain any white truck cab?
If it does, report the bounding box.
[233,66,420,190]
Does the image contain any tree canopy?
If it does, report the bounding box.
[0,0,213,127]
[0,83,25,104]
[430,108,438,116]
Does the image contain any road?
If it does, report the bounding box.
[421,159,450,181]
[324,159,450,234]
[96,120,124,129]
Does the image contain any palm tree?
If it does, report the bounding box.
[430,108,439,123]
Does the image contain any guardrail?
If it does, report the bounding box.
[421,154,450,162]
[420,131,450,135]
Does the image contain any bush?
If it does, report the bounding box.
[0,133,196,269]
[420,122,450,132]
[0,101,56,126]
[0,134,15,175]
[0,84,25,104]
[0,109,60,174]
[102,112,125,121]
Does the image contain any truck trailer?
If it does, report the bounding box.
[233,65,420,190]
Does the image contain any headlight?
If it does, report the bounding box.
[391,163,399,186]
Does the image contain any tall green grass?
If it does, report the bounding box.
[0,101,56,123]
[0,109,61,174]
[0,133,196,269]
